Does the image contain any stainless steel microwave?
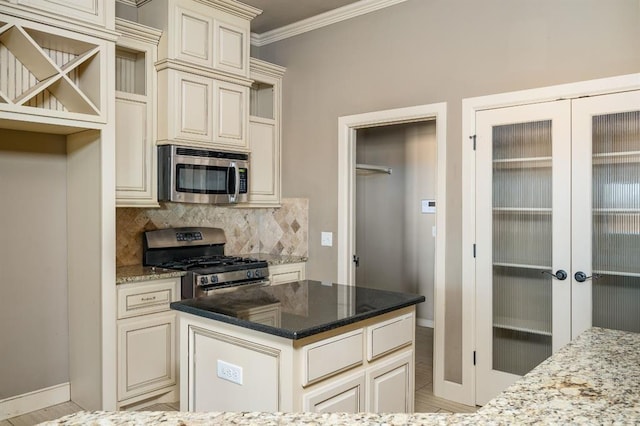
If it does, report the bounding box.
[158,145,248,204]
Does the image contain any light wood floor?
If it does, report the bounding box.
[3,327,475,425]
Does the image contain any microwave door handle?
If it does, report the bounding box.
[230,161,239,202]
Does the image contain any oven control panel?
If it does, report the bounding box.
[176,231,203,242]
[197,267,269,287]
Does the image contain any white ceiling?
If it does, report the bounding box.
[241,0,361,34]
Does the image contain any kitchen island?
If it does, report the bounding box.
[40,327,640,424]
[172,280,425,413]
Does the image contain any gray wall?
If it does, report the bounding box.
[0,130,69,398]
[255,0,640,382]
[355,121,436,323]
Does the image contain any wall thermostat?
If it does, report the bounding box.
[421,199,436,214]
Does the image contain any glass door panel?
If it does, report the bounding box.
[591,107,640,333]
[491,121,552,376]
[572,91,640,336]
[475,100,571,405]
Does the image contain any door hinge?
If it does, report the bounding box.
[473,244,476,258]
[470,135,476,150]
[473,351,476,366]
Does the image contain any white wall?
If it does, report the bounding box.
[255,0,640,382]
[0,130,68,399]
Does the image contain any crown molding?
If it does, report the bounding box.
[250,0,407,47]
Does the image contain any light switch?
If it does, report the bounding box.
[321,232,333,247]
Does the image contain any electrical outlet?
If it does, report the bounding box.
[217,360,243,385]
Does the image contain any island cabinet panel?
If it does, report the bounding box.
[190,327,280,412]
[303,330,363,385]
[366,350,413,413]
[302,371,365,413]
[367,312,414,360]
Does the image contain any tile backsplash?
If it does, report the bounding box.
[116,198,308,267]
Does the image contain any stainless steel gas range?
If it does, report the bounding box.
[143,227,269,298]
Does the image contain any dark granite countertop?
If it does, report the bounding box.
[170,280,425,339]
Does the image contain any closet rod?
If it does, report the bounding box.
[356,163,392,175]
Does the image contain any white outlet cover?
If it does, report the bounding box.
[321,231,333,247]
[217,360,243,385]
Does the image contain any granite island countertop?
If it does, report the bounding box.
[171,279,426,339]
[40,327,640,425]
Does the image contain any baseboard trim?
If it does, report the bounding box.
[417,318,434,328]
[0,383,70,420]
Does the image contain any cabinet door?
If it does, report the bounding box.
[174,6,213,68]
[214,80,248,149]
[213,19,248,77]
[366,350,413,413]
[302,371,366,413]
[248,118,279,204]
[475,100,572,404]
[118,312,176,401]
[116,96,156,206]
[571,90,640,336]
[173,71,214,143]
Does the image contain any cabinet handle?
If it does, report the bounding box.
[141,296,157,301]
[542,269,567,280]
[574,271,601,283]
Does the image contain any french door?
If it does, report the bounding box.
[475,90,640,405]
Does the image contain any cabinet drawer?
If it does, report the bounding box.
[303,330,363,386]
[117,278,180,319]
[367,312,414,361]
[269,262,305,285]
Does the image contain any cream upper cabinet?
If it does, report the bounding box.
[139,0,257,151]
[138,0,259,78]
[8,0,112,30]
[115,19,161,208]
[215,79,248,149]
[245,59,286,207]
[158,69,214,145]
[0,13,110,132]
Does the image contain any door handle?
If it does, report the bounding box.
[353,255,360,267]
[542,269,567,280]
[574,271,601,283]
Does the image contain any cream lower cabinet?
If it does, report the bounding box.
[269,262,306,285]
[117,277,180,409]
[180,306,415,413]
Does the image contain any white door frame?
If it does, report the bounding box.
[462,72,640,406]
[337,101,448,395]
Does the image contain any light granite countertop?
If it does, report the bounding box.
[116,255,306,284]
[40,327,639,425]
